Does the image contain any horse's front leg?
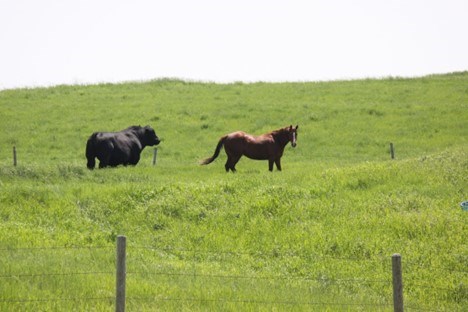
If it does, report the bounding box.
[275,158,282,171]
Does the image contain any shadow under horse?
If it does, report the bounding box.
[200,125,298,172]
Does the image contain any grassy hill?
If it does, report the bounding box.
[0,72,467,310]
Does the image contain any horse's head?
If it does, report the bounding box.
[288,125,299,147]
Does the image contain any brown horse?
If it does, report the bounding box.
[201,125,298,172]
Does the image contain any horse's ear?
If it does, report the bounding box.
[289,125,292,130]
[295,125,299,130]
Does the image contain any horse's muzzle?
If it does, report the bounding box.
[291,142,297,148]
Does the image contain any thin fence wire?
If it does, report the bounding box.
[0,271,113,278]
[405,281,466,293]
[406,307,442,312]
[127,270,390,285]
[0,297,113,304]
[127,296,393,308]
[2,152,394,164]
[131,244,468,283]
[0,246,113,251]
[131,244,392,263]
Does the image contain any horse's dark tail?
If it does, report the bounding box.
[85,133,97,170]
[200,136,226,165]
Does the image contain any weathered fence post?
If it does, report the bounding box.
[116,235,127,312]
[152,148,158,166]
[392,253,404,312]
[390,143,395,160]
[13,146,17,166]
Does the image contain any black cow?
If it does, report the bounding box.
[86,125,160,169]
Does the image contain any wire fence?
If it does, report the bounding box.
[0,237,466,311]
[5,142,400,169]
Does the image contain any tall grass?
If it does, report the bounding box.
[0,73,467,310]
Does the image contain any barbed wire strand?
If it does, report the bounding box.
[0,296,392,309]
[405,281,467,293]
[128,271,390,284]
[129,296,393,308]
[0,271,113,279]
[0,246,113,251]
[405,305,451,312]
[1,270,460,296]
[130,245,391,263]
[0,297,113,303]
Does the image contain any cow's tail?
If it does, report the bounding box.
[85,133,97,170]
[200,136,226,165]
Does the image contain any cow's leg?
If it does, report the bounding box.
[99,157,109,168]
[86,157,95,170]
[98,153,111,168]
[129,153,140,166]
[96,142,114,168]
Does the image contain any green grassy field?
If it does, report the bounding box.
[0,73,467,311]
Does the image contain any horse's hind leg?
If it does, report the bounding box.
[225,158,237,172]
[268,159,274,171]
[275,158,282,171]
[225,154,241,172]
[224,155,232,172]
[231,155,242,172]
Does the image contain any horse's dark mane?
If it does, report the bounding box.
[270,126,290,135]
[271,127,291,146]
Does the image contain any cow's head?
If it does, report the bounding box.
[144,126,161,146]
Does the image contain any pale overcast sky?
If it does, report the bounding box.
[1,0,467,90]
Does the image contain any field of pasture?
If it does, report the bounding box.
[0,72,467,310]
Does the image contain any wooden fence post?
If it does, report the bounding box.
[13,146,17,166]
[392,253,404,312]
[116,235,127,312]
[152,148,158,166]
[390,143,395,159]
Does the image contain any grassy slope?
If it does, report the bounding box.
[0,72,467,310]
